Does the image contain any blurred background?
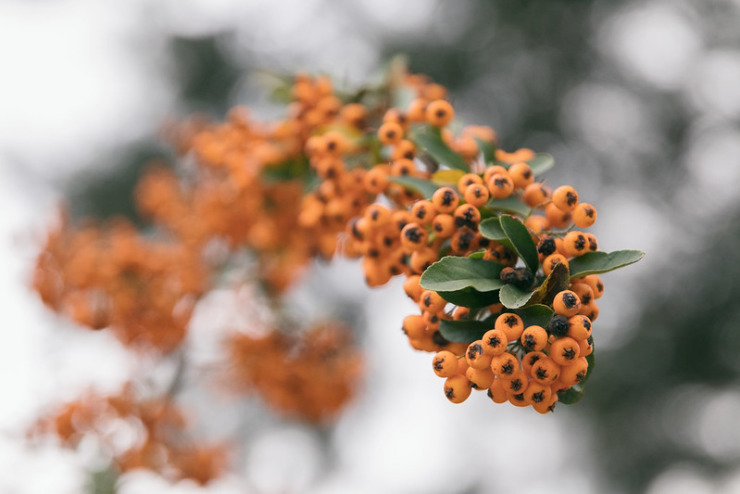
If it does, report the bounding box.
[2,0,740,492]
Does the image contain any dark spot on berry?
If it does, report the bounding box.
[487,389,493,399]
[583,318,591,331]
[527,354,542,366]
[445,387,454,399]
[433,358,444,371]
[585,207,594,218]
[510,379,523,392]
[566,191,577,206]
[478,237,490,248]
[575,371,586,383]
[501,362,514,375]
[531,391,545,403]
[550,315,569,338]
[432,331,450,347]
[535,368,548,380]
[405,227,422,243]
[596,282,603,293]
[581,293,592,305]
[470,382,480,389]
[563,348,576,360]
[523,334,535,350]
[562,292,578,309]
[442,190,455,206]
[494,177,508,188]
[504,315,519,328]
[523,170,532,179]
[368,248,379,258]
[538,237,556,257]
[423,295,432,307]
[513,393,525,402]
[467,343,483,359]
[487,335,502,348]
[416,208,427,220]
[574,235,586,251]
[436,109,446,118]
[371,210,379,221]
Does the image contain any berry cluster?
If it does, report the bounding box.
[31,384,227,485]
[227,322,363,423]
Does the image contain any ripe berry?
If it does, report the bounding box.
[542,254,569,276]
[465,366,495,390]
[464,183,490,208]
[444,374,472,403]
[481,329,508,356]
[560,357,589,387]
[490,352,519,378]
[432,214,456,238]
[520,325,548,352]
[549,337,581,366]
[552,185,579,212]
[548,315,570,338]
[523,183,551,208]
[432,187,460,214]
[572,203,597,228]
[508,162,534,189]
[487,173,515,199]
[563,231,589,258]
[432,351,458,378]
[466,340,493,370]
[426,100,454,127]
[457,173,483,194]
[400,223,428,252]
[453,204,481,229]
[567,315,592,341]
[494,313,524,341]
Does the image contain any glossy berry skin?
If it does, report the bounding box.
[552,185,579,212]
[572,203,597,228]
[553,290,582,318]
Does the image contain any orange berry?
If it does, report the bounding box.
[426,100,454,127]
[432,351,458,378]
[466,340,493,370]
[411,200,436,225]
[464,183,490,207]
[402,314,426,339]
[431,187,460,214]
[553,290,581,317]
[481,329,508,356]
[523,183,552,208]
[457,173,484,194]
[431,214,456,238]
[363,167,389,194]
[488,378,508,403]
[487,173,515,199]
[570,283,594,307]
[501,369,529,394]
[364,204,391,228]
[406,98,428,122]
[523,382,552,406]
[419,290,446,313]
[495,313,524,341]
[562,231,589,258]
[391,140,416,161]
[490,352,519,378]
[549,337,581,366]
[483,165,508,184]
[542,254,569,276]
[520,325,548,352]
[560,357,589,387]
[391,158,417,177]
[567,315,593,341]
[545,203,572,229]
[453,204,481,229]
[465,366,495,390]
[508,162,534,189]
[531,357,560,385]
[444,375,472,403]
[552,185,579,212]
[572,203,597,228]
[403,275,423,302]
[409,248,438,273]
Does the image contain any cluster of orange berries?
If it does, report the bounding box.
[31,384,227,485]
[227,322,363,423]
[33,216,207,352]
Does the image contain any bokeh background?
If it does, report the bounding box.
[2,0,740,492]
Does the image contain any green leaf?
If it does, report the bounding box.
[388,176,439,199]
[420,256,505,292]
[484,196,531,216]
[513,304,553,328]
[499,262,570,309]
[475,137,496,165]
[261,158,311,183]
[468,249,486,259]
[413,127,469,171]
[527,153,555,176]
[437,287,500,308]
[478,217,515,250]
[557,385,584,405]
[569,250,645,278]
[500,215,539,273]
[439,318,494,344]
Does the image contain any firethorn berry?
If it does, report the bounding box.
[567,315,592,341]
[552,185,579,213]
[508,162,534,189]
[580,302,599,321]
[466,340,493,370]
[406,98,427,122]
[549,337,581,366]
[466,366,495,390]
[531,357,560,385]
[392,140,416,160]
[453,204,481,229]
[464,183,490,208]
[483,165,508,183]
[363,167,390,194]
[537,236,557,259]
[545,203,572,229]
[584,232,598,252]
[487,173,515,199]
[364,204,392,228]
[495,313,524,341]
[423,310,440,329]
[402,314,427,340]
[522,351,546,376]
[411,200,436,225]
[520,325,548,352]
[449,227,478,254]
[410,248,438,273]
[524,382,552,406]
[378,122,403,146]
[432,187,460,214]
[432,351,458,378]
[457,173,483,194]
[426,100,454,127]
[383,108,407,127]
[488,379,508,404]
[563,231,589,258]
[401,223,428,251]
[490,352,519,378]
[432,214,456,238]
[523,182,551,208]
[542,254,569,276]
[553,290,581,317]
[525,215,550,235]
[570,283,594,307]
[573,203,597,228]
[502,369,529,394]
[419,290,446,313]
[444,375,472,403]
[548,315,570,338]
[403,275,423,301]
[508,391,529,407]
[579,335,594,357]
[581,274,604,299]
[560,357,589,387]
[391,158,417,177]
[481,329,508,356]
